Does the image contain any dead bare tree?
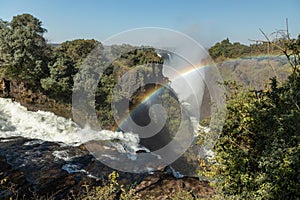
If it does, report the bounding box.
[257,19,299,70]
[250,19,300,111]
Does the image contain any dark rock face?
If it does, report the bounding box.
[0,137,214,199]
[128,84,178,151]
[135,174,215,199]
[0,137,143,199]
[111,63,181,152]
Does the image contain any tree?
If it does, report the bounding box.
[40,52,75,101]
[0,14,51,83]
[40,39,100,101]
[59,39,99,68]
[10,13,46,34]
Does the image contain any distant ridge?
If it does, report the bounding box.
[48,43,61,48]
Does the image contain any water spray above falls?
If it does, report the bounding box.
[157,50,209,119]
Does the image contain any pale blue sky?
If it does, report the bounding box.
[1,0,299,47]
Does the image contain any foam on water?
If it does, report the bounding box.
[52,150,77,161]
[0,98,145,156]
[0,98,80,143]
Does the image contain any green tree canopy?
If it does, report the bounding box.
[0,13,51,83]
[58,39,99,68]
[40,39,100,101]
[10,13,47,34]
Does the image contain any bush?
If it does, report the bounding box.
[204,34,300,199]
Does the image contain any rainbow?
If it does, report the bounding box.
[215,54,286,64]
[112,54,287,132]
[112,62,210,132]
[112,84,166,132]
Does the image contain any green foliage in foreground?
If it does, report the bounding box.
[77,171,203,200]
[203,35,300,199]
[76,171,140,200]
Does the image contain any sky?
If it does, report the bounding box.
[1,0,299,47]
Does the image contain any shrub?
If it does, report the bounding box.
[204,33,300,199]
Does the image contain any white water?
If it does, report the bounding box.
[0,98,145,155]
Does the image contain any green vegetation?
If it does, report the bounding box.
[41,39,99,101]
[0,14,182,134]
[95,49,166,129]
[76,171,140,200]
[209,37,283,62]
[0,14,51,83]
[202,33,300,199]
[0,13,299,199]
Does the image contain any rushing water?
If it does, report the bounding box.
[0,98,146,155]
[0,97,207,177]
